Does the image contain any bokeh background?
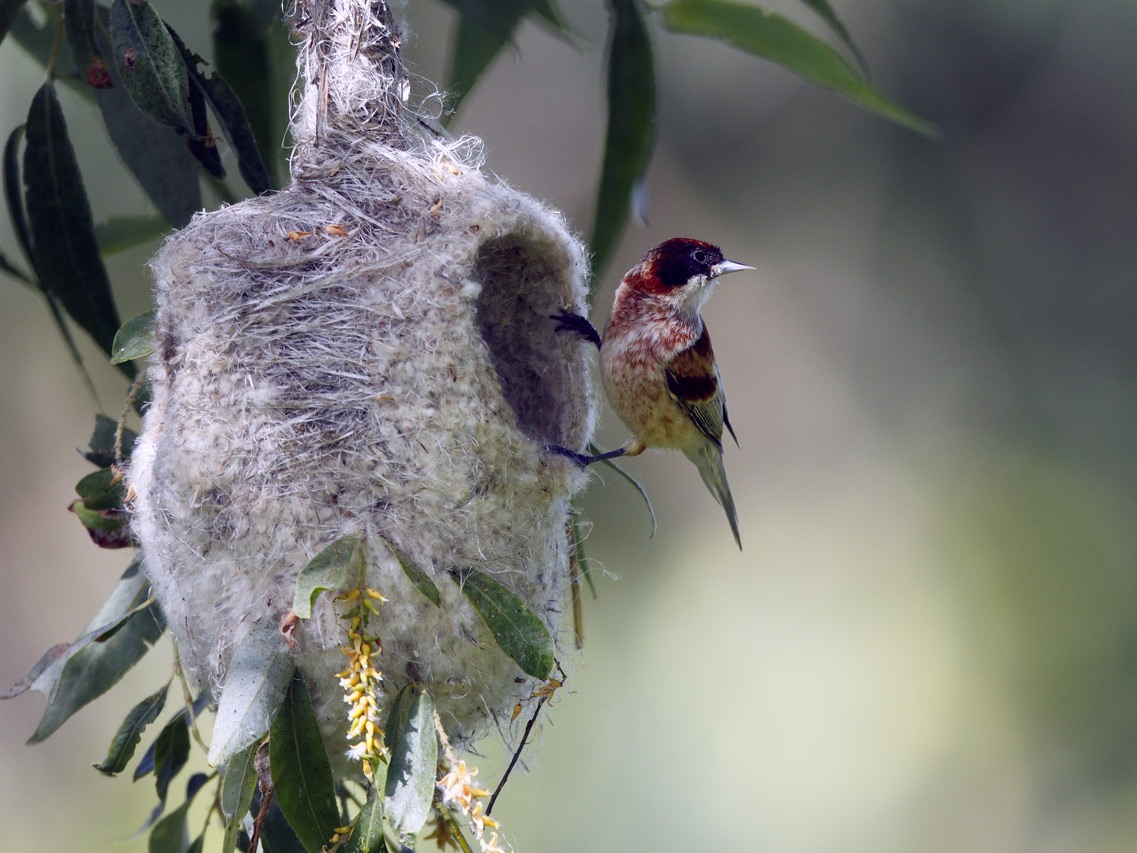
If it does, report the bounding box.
[3,0,1137,850]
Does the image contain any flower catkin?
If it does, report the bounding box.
[126,0,595,774]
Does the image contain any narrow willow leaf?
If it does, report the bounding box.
[220,742,260,853]
[589,0,656,282]
[135,693,209,780]
[186,835,205,853]
[0,0,30,48]
[148,772,208,852]
[1,561,145,696]
[207,620,293,766]
[445,14,521,119]
[385,540,441,608]
[112,310,157,364]
[343,787,386,853]
[450,568,554,680]
[796,0,866,71]
[85,413,140,467]
[110,0,193,131]
[9,116,104,392]
[148,799,191,853]
[168,25,272,194]
[24,564,165,743]
[24,82,123,357]
[269,670,338,853]
[96,215,169,254]
[293,534,365,619]
[384,685,438,840]
[183,67,226,179]
[90,6,201,228]
[259,798,308,853]
[61,0,96,77]
[94,683,169,776]
[153,713,191,806]
[660,0,936,136]
[212,0,287,188]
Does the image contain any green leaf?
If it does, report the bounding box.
[384,684,438,840]
[148,772,209,852]
[85,413,140,468]
[450,567,554,680]
[385,540,441,608]
[148,798,191,853]
[293,534,366,620]
[76,467,125,511]
[112,310,157,364]
[23,82,124,359]
[0,0,30,48]
[135,694,209,780]
[94,683,169,776]
[796,0,866,71]
[212,0,289,188]
[660,0,936,136]
[259,798,308,853]
[208,620,293,767]
[445,13,522,119]
[110,0,193,131]
[269,670,339,853]
[89,5,202,228]
[168,25,273,194]
[589,0,656,281]
[183,64,226,180]
[153,713,191,806]
[96,215,170,255]
[4,562,166,743]
[62,0,100,84]
[220,742,260,853]
[343,787,386,853]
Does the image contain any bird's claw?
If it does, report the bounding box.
[545,444,592,468]
[550,309,602,350]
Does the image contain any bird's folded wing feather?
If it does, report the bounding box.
[664,326,729,450]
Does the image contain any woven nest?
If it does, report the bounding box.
[127,0,595,773]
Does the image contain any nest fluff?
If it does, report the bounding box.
[127,0,595,771]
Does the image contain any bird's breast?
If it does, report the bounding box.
[599,324,699,450]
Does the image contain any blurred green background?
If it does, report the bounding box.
[3,0,1137,850]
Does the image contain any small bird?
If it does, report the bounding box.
[552,237,753,549]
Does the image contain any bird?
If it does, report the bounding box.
[551,237,753,549]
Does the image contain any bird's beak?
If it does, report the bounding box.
[711,259,755,278]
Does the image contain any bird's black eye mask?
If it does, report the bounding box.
[655,242,724,288]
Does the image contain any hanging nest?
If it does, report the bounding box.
[127,0,595,774]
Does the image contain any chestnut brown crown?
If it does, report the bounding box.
[625,237,724,295]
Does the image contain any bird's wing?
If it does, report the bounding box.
[665,325,727,451]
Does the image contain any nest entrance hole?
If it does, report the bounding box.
[473,234,580,447]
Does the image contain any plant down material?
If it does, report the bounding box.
[127,0,595,775]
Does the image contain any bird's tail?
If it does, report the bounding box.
[685,441,741,550]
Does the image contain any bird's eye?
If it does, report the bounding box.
[692,249,707,264]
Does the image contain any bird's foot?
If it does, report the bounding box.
[550,309,602,350]
[545,439,645,467]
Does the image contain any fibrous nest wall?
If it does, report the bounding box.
[126,0,595,771]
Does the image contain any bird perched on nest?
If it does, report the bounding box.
[551,237,753,549]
